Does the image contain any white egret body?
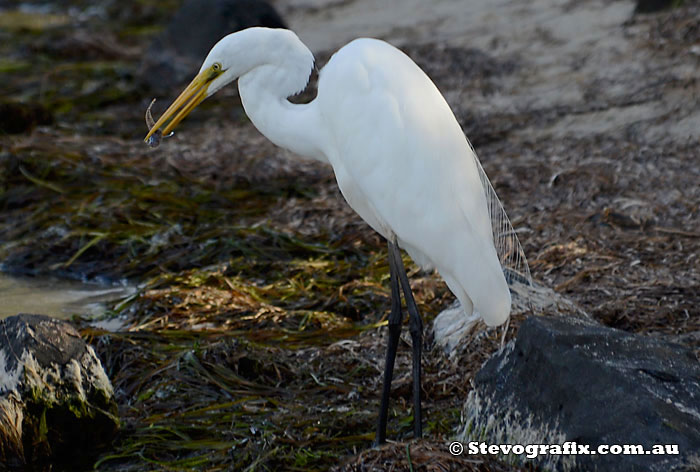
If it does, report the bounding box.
[145,27,523,443]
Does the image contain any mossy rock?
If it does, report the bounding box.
[0,314,118,470]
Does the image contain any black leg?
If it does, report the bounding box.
[375,239,404,446]
[387,240,423,438]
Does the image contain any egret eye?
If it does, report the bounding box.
[212,63,221,72]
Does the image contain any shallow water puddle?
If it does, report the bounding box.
[0,272,135,321]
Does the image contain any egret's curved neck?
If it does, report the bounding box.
[238,62,327,163]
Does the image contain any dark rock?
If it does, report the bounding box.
[0,101,53,135]
[0,314,118,470]
[140,0,286,91]
[459,316,700,471]
[635,0,681,14]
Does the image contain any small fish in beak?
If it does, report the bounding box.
[145,99,173,148]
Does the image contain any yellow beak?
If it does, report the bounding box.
[144,68,221,142]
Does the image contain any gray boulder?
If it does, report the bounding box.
[0,314,118,470]
[459,316,700,471]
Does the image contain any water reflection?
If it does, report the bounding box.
[0,272,135,320]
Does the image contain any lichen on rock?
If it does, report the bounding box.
[0,313,118,470]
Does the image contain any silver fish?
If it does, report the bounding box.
[145,98,173,148]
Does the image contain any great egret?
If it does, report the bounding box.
[144,27,529,444]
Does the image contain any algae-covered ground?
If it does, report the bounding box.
[1,0,698,471]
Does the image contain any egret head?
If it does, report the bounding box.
[144,27,313,145]
[143,31,253,143]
